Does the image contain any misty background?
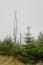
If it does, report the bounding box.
[0,0,43,42]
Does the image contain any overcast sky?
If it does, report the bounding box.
[0,0,43,40]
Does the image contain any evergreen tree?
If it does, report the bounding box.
[24,27,34,44]
[37,32,43,61]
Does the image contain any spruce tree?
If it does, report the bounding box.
[24,27,33,44]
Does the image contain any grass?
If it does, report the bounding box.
[0,55,24,65]
[36,62,43,65]
[0,56,43,65]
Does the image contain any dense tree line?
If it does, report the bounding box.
[0,27,43,65]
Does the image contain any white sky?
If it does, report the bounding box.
[0,0,43,40]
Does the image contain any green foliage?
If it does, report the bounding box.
[19,43,40,64]
[18,55,28,63]
[24,27,32,44]
[37,32,43,61]
[0,37,22,57]
[19,28,43,65]
[0,37,13,56]
[0,27,43,65]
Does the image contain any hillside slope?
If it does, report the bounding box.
[0,56,24,65]
[0,56,43,65]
